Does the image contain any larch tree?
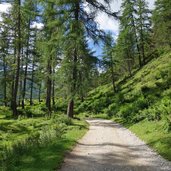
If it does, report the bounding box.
[136,0,152,65]
[39,0,62,115]
[116,0,137,75]
[0,15,9,106]
[11,0,22,117]
[116,0,151,76]
[56,0,117,118]
[102,33,117,93]
[152,0,171,51]
[21,0,38,108]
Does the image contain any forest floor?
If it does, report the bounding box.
[58,119,171,171]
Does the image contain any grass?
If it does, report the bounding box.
[15,120,88,171]
[0,111,88,171]
[78,113,110,120]
[128,119,171,161]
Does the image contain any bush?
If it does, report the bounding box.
[0,107,12,119]
[163,116,171,133]
[106,103,119,117]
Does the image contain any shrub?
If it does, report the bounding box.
[163,116,171,133]
[106,103,119,117]
[0,107,12,119]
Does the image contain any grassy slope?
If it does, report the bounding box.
[129,120,171,161]
[78,52,171,160]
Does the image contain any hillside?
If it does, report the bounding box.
[77,52,171,160]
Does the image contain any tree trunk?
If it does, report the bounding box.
[126,51,132,77]
[38,83,41,103]
[30,58,35,106]
[3,53,7,106]
[131,13,142,68]
[81,95,84,102]
[46,71,52,113]
[52,80,55,106]
[18,47,24,107]
[110,56,116,93]
[67,99,74,118]
[22,20,31,109]
[67,2,79,118]
[11,0,21,117]
[46,56,52,114]
[52,66,55,107]
[140,28,146,65]
[45,2,55,115]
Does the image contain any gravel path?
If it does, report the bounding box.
[58,119,171,171]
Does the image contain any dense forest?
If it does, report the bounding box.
[0,0,171,170]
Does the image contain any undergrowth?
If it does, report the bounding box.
[0,111,88,171]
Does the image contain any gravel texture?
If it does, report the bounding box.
[58,119,171,171]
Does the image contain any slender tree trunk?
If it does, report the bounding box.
[22,20,30,109]
[18,47,24,107]
[52,80,55,106]
[79,72,84,102]
[131,13,142,68]
[11,0,21,117]
[52,66,55,107]
[110,57,116,93]
[38,83,41,103]
[139,11,146,65]
[140,27,146,65]
[67,99,74,118]
[30,57,35,106]
[46,51,52,114]
[30,30,37,106]
[127,60,132,76]
[81,95,84,102]
[11,47,16,110]
[67,2,79,118]
[3,54,7,106]
[67,49,77,118]
[46,63,52,113]
[45,3,55,115]
[126,50,132,76]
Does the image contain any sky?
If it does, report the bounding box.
[0,0,156,56]
[95,0,156,35]
[93,0,156,56]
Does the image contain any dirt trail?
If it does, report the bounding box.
[58,119,171,171]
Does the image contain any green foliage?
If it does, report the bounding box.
[152,0,171,50]
[0,111,88,171]
[78,52,171,125]
[0,106,12,119]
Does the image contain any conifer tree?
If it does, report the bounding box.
[136,0,151,64]
[116,0,151,75]
[57,0,117,117]
[0,16,9,106]
[39,0,62,115]
[11,0,22,117]
[102,33,117,93]
[116,0,137,75]
[21,0,38,109]
[152,0,171,51]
